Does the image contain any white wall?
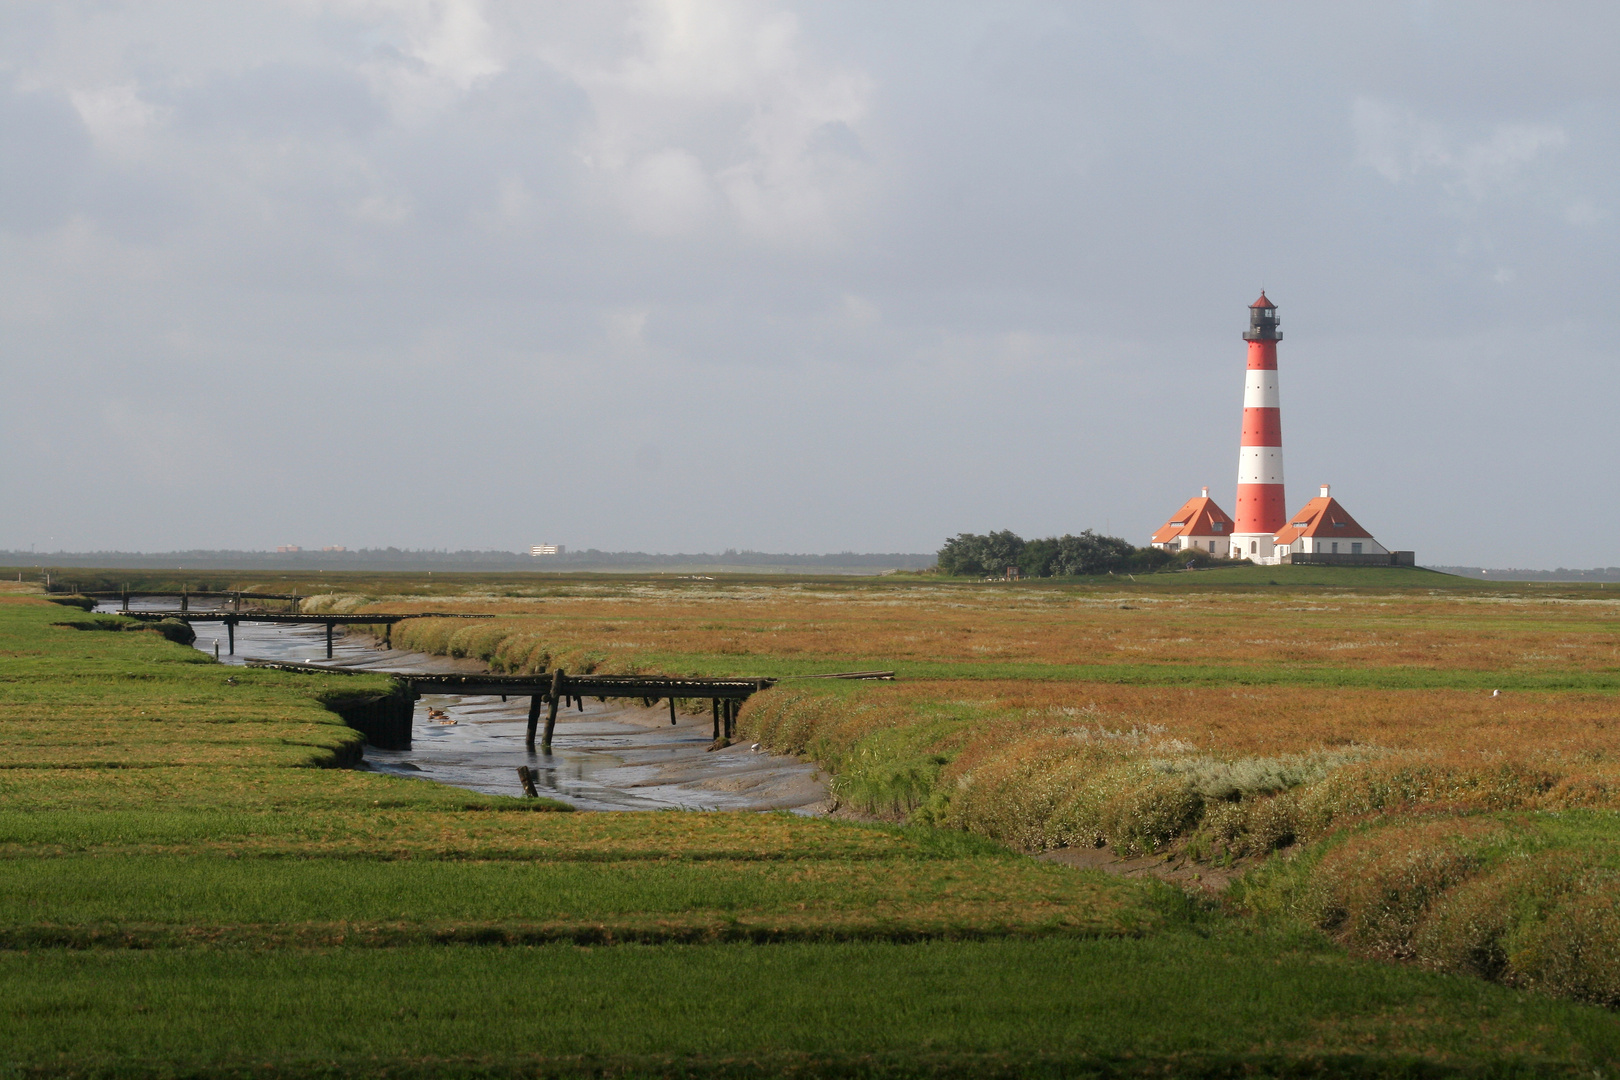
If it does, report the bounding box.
[1162,534,1230,557]
[1283,534,1389,556]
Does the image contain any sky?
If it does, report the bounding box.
[2,1,1616,566]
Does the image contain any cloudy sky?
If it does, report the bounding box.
[2,2,1615,566]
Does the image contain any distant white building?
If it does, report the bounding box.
[530,544,565,557]
[1150,488,1235,557]
[1271,486,1389,562]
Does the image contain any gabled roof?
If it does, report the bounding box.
[1151,494,1235,545]
[1250,291,1275,310]
[1273,496,1375,545]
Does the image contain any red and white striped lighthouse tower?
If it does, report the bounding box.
[1231,292,1286,562]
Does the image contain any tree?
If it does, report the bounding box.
[936,531,1026,576]
[940,528,1164,577]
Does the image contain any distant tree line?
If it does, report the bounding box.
[936,530,1187,577]
[0,548,934,572]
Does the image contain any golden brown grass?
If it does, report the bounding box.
[335,584,1620,677]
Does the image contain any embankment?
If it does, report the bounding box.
[1230,813,1620,1007]
[739,679,1620,1007]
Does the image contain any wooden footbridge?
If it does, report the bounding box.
[80,589,310,612]
[119,609,491,657]
[247,659,892,752]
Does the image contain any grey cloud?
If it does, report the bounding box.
[0,2,1616,565]
[168,63,387,139]
[0,84,90,232]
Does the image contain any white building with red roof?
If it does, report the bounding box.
[1151,488,1236,557]
[1269,485,1389,562]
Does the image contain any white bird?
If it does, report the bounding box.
[750,743,761,753]
[1491,689,1500,698]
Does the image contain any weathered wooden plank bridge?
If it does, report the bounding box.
[119,609,491,657]
[247,659,892,751]
[80,589,309,612]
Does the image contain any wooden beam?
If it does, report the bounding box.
[516,765,539,798]
[525,695,543,751]
[542,668,565,752]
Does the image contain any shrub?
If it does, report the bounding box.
[1099,778,1203,857]
[936,529,1163,577]
[1412,849,1590,982]
[1297,818,1502,959]
[1508,878,1620,1005]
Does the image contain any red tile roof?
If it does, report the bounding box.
[1272,496,1375,545]
[1250,291,1275,309]
[1152,495,1235,545]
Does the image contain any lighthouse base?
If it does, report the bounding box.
[1228,532,1285,565]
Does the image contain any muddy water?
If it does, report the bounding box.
[97,600,828,813]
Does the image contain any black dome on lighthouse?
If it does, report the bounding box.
[1243,292,1281,341]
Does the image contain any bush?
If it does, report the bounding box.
[1510,878,1620,1005]
[1297,818,1502,959]
[937,531,1025,577]
[1237,815,1620,1008]
[937,529,1166,578]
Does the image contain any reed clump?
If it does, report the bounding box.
[1233,814,1620,1007]
[741,680,1620,862]
[383,618,619,677]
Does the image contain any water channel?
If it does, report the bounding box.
[97,600,828,813]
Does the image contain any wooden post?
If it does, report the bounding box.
[542,669,565,752]
[516,765,539,798]
[525,695,543,750]
[576,695,583,713]
[383,622,392,647]
[180,587,188,613]
[234,592,242,613]
[669,696,677,725]
[723,699,733,739]
[711,698,720,739]
[121,588,129,613]
[325,621,334,659]
[226,620,235,655]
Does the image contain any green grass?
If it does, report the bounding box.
[8,586,1620,1075]
[5,936,1620,1077]
[0,851,1154,947]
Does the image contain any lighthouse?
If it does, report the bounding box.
[1231,292,1286,562]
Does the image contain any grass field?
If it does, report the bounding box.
[5,571,1620,1076]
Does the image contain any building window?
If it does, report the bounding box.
[1332,542,1339,554]
[1352,542,1363,555]
[1250,541,1257,554]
